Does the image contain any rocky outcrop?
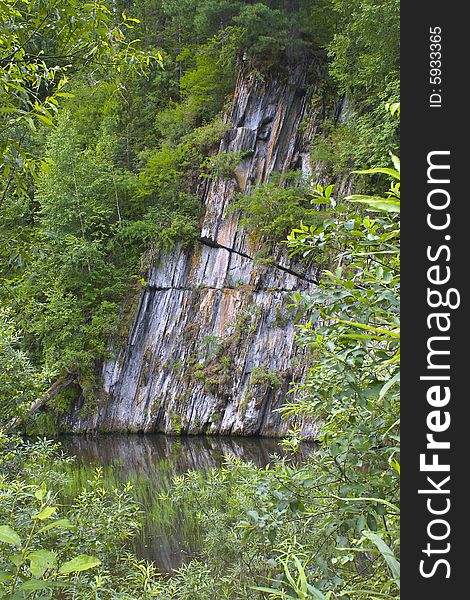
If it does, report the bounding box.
[62,63,348,438]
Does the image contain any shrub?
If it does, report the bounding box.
[249,367,281,389]
[0,436,146,599]
[231,171,329,244]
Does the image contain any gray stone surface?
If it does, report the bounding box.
[61,65,349,438]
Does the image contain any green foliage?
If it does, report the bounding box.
[312,87,400,175]
[15,111,141,376]
[160,0,314,67]
[311,122,359,177]
[0,1,165,411]
[233,4,291,63]
[192,0,243,39]
[0,0,159,202]
[0,436,147,599]
[328,0,399,100]
[282,157,400,598]
[298,0,339,48]
[3,70,207,392]
[152,450,399,598]
[232,172,329,245]
[250,367,281,389]
[200,151,252,180]
[0,309,48,424]
[151,30,237,146]
[312,0,400,172]
[179,34,238,124]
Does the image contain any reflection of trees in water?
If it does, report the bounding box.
[59,434,315,572]
[60,434,300,473]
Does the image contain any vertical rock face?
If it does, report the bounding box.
[63,64,345,438]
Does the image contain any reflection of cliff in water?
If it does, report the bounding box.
[59,434,316,572]
[60,433,308,473]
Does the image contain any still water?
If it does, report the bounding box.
[59,434,315,573]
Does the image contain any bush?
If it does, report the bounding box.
[0,309,47,424]
[0,436,146,599]
[179,36,236,124]
[231,171,329,244]
[249,367,281,389]
[200,150,251,180]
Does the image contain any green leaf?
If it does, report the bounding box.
[28,550,57,578]
[306,584,327,600]
[251,586,280,594]
[352,167,400,180]
[0,526,21,547]
[379,372,400,400]
[35,114,54,127]
[38,519,73,535]
[34,484,47,501]
[8,552,22,567]
[347,195,400,213]
[20,580,68,593]
[20,579,52,591]
[59,555,101,574]
[386,102,401,117]
[363,531,400,586]
[25,117,37,132]
[20,579,69,600]
[33,507,57,521]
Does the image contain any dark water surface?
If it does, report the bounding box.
[59,434,315,573]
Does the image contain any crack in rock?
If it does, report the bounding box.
[199,236,319,285]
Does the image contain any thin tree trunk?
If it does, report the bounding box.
[2,375,74,432]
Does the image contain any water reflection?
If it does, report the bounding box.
[59,434,314,572]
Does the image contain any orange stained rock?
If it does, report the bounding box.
[263,107,283,180]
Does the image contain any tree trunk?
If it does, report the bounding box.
[2,375,74,433]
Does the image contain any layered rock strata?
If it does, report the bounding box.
[63,64,347,438]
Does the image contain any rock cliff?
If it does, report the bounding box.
[62,63,347,438]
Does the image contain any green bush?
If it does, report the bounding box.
[200,150,251,180]
[249,367,281,389]
[233,4,290,63]
[0,436,146,599]
[0,309,47,424]
[311,87,400,175]
[311,122,360,176]
[231,171,329,244]
[179,36,236,125]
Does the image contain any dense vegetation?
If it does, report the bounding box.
[1,0,399,598]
